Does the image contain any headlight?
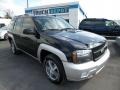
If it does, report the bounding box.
[71,50,93,64]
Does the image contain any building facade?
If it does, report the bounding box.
[25,2,87,28]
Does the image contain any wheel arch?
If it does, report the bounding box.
[7,33,17,47]
[4,33,8,39]
[37,44,68,62]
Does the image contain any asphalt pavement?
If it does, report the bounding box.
[0,40,120,90]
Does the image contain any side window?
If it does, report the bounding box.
[14,18,23,33]
[8,19,16,30]
[94,21,105,26]
[106,21,114,27]
[80,20,92,26]
[81,20,105,26]
[113,22,118,26]
[22,17,34,30]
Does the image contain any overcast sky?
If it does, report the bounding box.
[0,0,120,20]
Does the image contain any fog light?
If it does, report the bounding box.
[81,72,88,78]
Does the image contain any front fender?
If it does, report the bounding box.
[37,44,68,62]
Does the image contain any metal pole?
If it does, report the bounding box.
[27,0,29,8]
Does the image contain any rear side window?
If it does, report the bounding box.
[80,20,92,25]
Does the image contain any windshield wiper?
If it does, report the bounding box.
[43,29,61,31]
[43,28,76,31]
[60,28,75,31]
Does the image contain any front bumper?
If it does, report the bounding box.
[0,36,4,39]
[0,33,5,39]
[116,37,120,46]
[62,49,110,81]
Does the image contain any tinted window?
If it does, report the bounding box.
[8,18,16,30]
[22,17,34,30]
[14,18,23,32]
[105,20,119,27]
[81,20,105,26]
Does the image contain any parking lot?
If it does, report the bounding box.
[0,40,120,90]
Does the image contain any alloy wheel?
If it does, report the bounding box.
[45,60,60,81]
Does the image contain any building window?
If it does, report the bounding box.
[49,7,69,14]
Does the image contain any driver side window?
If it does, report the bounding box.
[22,17,34,30]
[106,21,114,27]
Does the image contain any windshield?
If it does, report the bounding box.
[113,20,120,25]
[34,17,74,30]
[105,20,119,27]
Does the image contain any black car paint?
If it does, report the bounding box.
[8,16,106,62]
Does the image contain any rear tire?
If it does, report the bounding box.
[4,34,8,40]
[44,54,66,84]
[10,40,20,55]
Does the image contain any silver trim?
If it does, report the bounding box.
[45,60,60,81]
[62,49,110,81]
[37,44,68,62]
[8,33,18,48]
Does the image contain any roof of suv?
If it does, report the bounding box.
[83,18,109,21]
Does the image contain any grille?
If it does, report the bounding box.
[92,42,107,61]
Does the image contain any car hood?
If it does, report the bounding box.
[44,30,106,49]
[54,30,106,47]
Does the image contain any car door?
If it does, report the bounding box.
[112,22,120,36]
[92,21,107,35]
[12,18,23,48]
[20,17,38,57]
[105,21,116,36]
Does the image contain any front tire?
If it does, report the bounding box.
[44,54,66,84]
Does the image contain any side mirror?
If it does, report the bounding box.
[23,29,36,35]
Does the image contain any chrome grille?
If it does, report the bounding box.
[92,42,107,61]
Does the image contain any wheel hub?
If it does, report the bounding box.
[46,60,59,81]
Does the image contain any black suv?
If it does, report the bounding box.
[79,18,120,36]
[8,15,110,84]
